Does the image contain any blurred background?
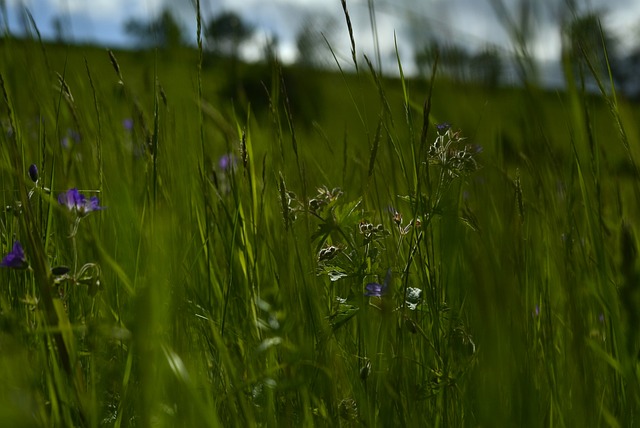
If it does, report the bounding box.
[2,0,640,94]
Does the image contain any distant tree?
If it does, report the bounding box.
[605,19,640,98]
[205,11,253,58]
[295,12,337,68]
[562,12,620,87]
[483,0,550,85]
[414,40,440,77]
[440,44,471,82]
[616,47,640,99]
[470,48,503,87]
[0,1,8,35]
[52,15,68,43]
[124,8,185,49]
[262,34,279,64]
[415,40,472,82]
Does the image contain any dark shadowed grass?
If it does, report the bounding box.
[1,7,640,427]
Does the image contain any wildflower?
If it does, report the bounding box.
[359,359,371,381]
[339,398,358,421]
[218,153,236,171]
[1,241,28,269]
[387,206,402,226]
[308,186,343,213]
[61,129,81,149]
[28,164,39,183]
[405,287,422,310]
[436,122,451,134]
[58,188,103,216]
[427,125,478,177]
[359,221,374,235]
[365,269,391,297]
[365,282,386,297]
[318,245,340,262]
[122,118,134,131]
[533,305,540,318]
[393,211,402,226]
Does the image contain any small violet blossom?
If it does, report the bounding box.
[61,129,81,149]
[218,153,237,171]
[58,188,103,216]
[28,164,39,183]
[436,122,451,134]
[122,118,134,131]
[1,241,27,269]
[365,269,391,297]
[533,305,540,318]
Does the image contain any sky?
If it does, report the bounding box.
[3,0,640,79]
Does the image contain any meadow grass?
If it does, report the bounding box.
[1,9,640,427]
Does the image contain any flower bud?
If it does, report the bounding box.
[28,164,38,183]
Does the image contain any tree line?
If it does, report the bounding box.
[124,8,333,68]
[123,7,640,98]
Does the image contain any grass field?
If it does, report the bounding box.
[1,9,640,427]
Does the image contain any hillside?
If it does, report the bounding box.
[1,36,640,426]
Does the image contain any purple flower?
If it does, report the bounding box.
[471,144,483,154]
[122,118,134,131]
[58,188,83,209]
[58,188,103,216]
[28,164,39,183]
[61,129,81,149]
[1,241,27,269]
[365,269,391,297]
[218,153,236,171]
[436,122,451,134]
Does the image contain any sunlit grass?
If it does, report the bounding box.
[0,10,640,426]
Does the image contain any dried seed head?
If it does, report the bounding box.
[51,266,70,276]
[359,359,371,381]
[426,125,478,177]
[393,210,402,226]
[338,398,358,421]
[318,245,340,262]
[309,198,324,213]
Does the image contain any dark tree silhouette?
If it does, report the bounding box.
[471,48,503,87]
[415,40,472,82]
[294,12,337,68]
[562,12,620,88]
[124,8,185,50]
[205,11,253,58]
[262,34,279,65]
[615,47,640,99]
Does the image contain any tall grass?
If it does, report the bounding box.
[0,4,639,427]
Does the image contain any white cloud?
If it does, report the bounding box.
[4,0,640,71]
[47,0,162,16]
